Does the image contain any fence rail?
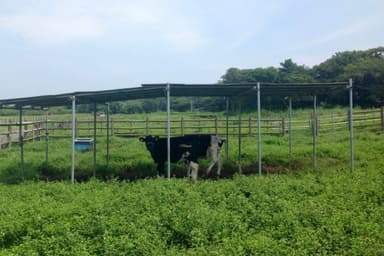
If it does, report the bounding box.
[0,107,383,148]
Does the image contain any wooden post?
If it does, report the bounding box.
[181,117,184,136]
[310,112,313,132]
[87,120,90,137]
[381,106,384,131]
[38,121,42,141]
[24,123,28,141]
[146,117,149,136]
[7,124,12,148]
[316,114,319,136]
[281,118,285,136]
[214,116,218,135]
[31,122,35,142]
[75,117,79,138]
[248,117,252,136]
[110,118,114,136]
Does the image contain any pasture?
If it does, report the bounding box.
[0,109,383,254]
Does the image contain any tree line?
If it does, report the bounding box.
[220,46,384,110]
[108,46,383,113]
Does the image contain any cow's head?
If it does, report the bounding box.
[139,135,159,152]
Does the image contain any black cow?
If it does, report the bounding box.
[139,134,224,177]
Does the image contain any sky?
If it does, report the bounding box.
[0,0,383,98]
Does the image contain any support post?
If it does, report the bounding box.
[106,103,110,168]
[166,83,171,179]
[348,79,354,172]
[288,97,292,158]
[93,103,97,178]
[238,103,242,173]
[225,97,229,160]
[312,95,317,170]
[257,82,262,175]
[45,109,49,163]
[8,123,12,148]
[71,96,76,183]
[19,108,24,180]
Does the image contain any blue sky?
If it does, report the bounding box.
[1,0,383,98]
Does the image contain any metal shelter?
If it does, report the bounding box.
[0,81,354,182]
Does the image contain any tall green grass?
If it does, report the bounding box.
[0,163,383,254]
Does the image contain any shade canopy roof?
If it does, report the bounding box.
[0,82,349,109]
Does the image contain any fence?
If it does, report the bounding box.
[0,107,383,148]
[0,121,45,148]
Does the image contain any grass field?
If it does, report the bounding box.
[0,109,383,255]
[0,128,365,183]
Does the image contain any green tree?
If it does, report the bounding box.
[313,47,384,106]
[279,59,314,83]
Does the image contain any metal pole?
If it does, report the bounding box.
[19,108,24,180]
[225,97,229,160]
[348,79,354,172]
[45,109,49,163]
[93,102,97,177]
[166,83,171,179]
[106,103,110,168]
[71,96,76,183]
[238,103,242,173]
[288,97,292,158]
[257,82,262,175]
[313,95,317,170]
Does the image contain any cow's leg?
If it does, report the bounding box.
[216,152,222,177]
[206,145,222,177]
[206,146,218,175]
[189,161,199,181]
[186,162,191,178]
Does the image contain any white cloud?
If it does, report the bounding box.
[0,0,207,51]
[105,1,207,52]
[163,29,206,52]
[0,15,103,45]
[106,1,162,25]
